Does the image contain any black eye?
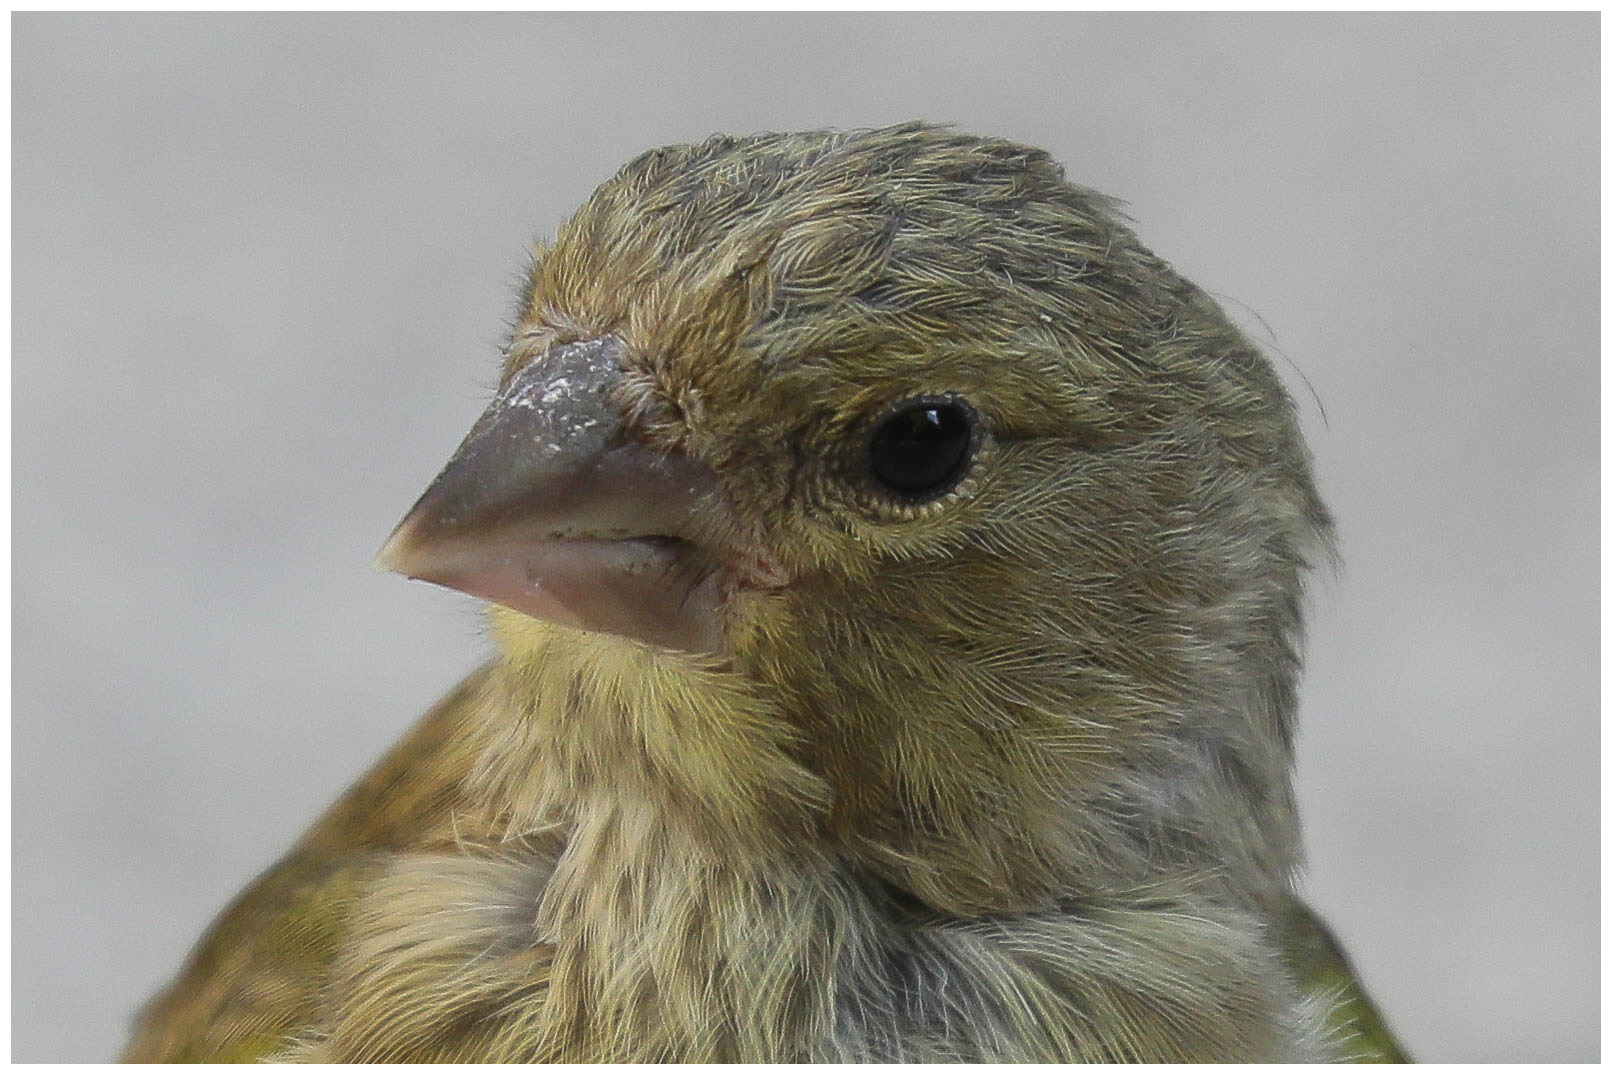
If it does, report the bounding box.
[867,397,977,501]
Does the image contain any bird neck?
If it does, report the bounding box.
[467,621,852,1060]
[463,616,1309,1059]
[533,798,858,1061]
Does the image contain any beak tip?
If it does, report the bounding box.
[374,524,417,578]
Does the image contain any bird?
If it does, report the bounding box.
[124,123,1407,1062]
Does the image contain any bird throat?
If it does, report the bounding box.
[461,616,848,1060]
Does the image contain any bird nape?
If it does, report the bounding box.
[125,123,1407,1063]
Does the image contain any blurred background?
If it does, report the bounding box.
[13,13,1597,1062]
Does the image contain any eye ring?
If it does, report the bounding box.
[864,394,981,504]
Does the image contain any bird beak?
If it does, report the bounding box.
[375,336,726,653]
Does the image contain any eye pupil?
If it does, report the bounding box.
[868,398,975,499]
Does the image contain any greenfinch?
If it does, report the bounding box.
[125,123,1406,1063]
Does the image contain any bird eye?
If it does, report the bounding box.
[867,397,977,501]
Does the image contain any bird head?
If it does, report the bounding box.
[378,124,1333,915]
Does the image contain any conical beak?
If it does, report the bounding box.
[376,336,725,653]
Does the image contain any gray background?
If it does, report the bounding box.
[14,13,1597,1063]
